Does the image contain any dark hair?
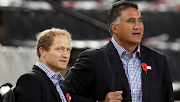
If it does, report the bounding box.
[108,0,138,35]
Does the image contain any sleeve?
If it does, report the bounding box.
[14,72,42,102]
[162,55,174,102]
[61,49,97,102]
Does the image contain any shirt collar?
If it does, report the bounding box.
[111,37,141,58]
[35,61,64,81]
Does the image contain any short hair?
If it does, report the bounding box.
[108,0,138,35]
[36,28,72,58]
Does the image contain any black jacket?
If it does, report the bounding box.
[14,65,69,102]
[62,41,173,102]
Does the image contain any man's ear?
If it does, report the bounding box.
[110,23,117,35]
[39,47,46,58]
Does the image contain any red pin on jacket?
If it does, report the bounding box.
[141,63,152,74]
[66,93,71,102]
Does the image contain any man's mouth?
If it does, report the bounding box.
[60,60,67,62]
[133,33,140,35]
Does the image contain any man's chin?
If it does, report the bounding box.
[133,39,142,44]
[58,66,67,70]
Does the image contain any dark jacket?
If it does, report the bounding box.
[14,65,69,102]
[62,41,173,102]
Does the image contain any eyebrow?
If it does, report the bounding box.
[138,17,143,20]
[128,17,142,20]
[56,46,71,49]
[127,17,143,22]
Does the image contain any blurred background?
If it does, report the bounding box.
[0,0,180,100]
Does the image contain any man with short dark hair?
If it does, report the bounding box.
[62,1,173,102]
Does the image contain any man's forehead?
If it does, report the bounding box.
[121,8,141,15]
[121,9,142,19]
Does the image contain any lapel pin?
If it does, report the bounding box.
[141,63,152,74]
[66,93,71,102]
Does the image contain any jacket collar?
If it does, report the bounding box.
[33,65,62,102]
[140,45,151,102]
[105,42,151,102]
[105,41,132,101]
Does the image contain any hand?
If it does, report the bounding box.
[99,91,123,102]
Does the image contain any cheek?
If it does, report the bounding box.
[140,24,144,29]
[127,25,134,30]
[66,54,70,61]
[121,26,132,35]
[68,55,70,60]
[51,53,57,58]
[121,25,132,31]
[142,26,144,31]
[49,52,60,60]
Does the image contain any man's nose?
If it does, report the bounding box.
[62,50,70,58]
[134,22,141,29]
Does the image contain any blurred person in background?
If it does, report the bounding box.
[62,0,173,102]
[14,28,72,102]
